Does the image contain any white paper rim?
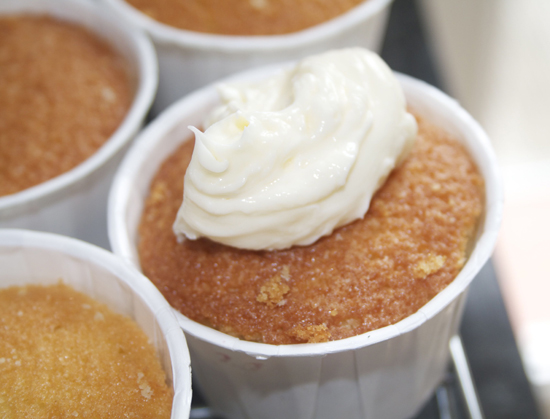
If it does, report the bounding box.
[101,0,393,52]
[0,0,158,216]
[0,228,192,419]
[109,68,503,359]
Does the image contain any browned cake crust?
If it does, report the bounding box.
[138,116,484,345]
[0,283,172,418]
[125,0,365,35]
[0,16,132,197]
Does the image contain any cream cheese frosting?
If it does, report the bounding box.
[173,48,418,250]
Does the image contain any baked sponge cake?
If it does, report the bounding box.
[123,0,367,36]
[0,283,173,417]
[0,15,131,197]
[138,117,483,344]
[137,49,484,345]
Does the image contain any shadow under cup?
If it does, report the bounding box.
[108,68,503,419]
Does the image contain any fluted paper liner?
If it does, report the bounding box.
[0,0,157,248]
[109,67,503,419]
[101,0,393,114]
[0,229,192,419]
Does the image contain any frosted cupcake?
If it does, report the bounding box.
[109,49,502,419]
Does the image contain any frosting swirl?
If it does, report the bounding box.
[174,48,417,250]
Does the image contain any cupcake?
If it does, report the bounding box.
[123,0,372,36]
[0,0,157,249]
[0,15,131,198]
[0,229,192,418]
[101,0,393,114]
[109,49,502,419]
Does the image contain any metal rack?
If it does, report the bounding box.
[189,335,484,419]
[430,336,484,419]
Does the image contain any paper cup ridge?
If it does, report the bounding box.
[108,66,503,419]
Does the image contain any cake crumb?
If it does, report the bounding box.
[101,86,116,103]
[140,384,153,399]
[289,324,331,343]
[138,373,153,400]
[149,182,168,205]
[257,275,290,307]
[249,0,268,10]
[280,265,290,281]
[414,254,446,279]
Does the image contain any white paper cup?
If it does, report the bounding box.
[108,65,503,419]
[0,0,157,249]
[0,228,192,418]
[100,0,393,115]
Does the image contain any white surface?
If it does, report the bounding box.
[419,0,550,168]
[0,0,158,249]
[420,2,550,415]
[108,63,502,419]
[0,229,192,419]
[100,0,392,115]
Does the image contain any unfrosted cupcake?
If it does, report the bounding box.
[0,0,157,248]
[101,0,393,113]
[124,0,368,35]
[0,229,192,419]
[0,15,131,197]
[0,283,174,418]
